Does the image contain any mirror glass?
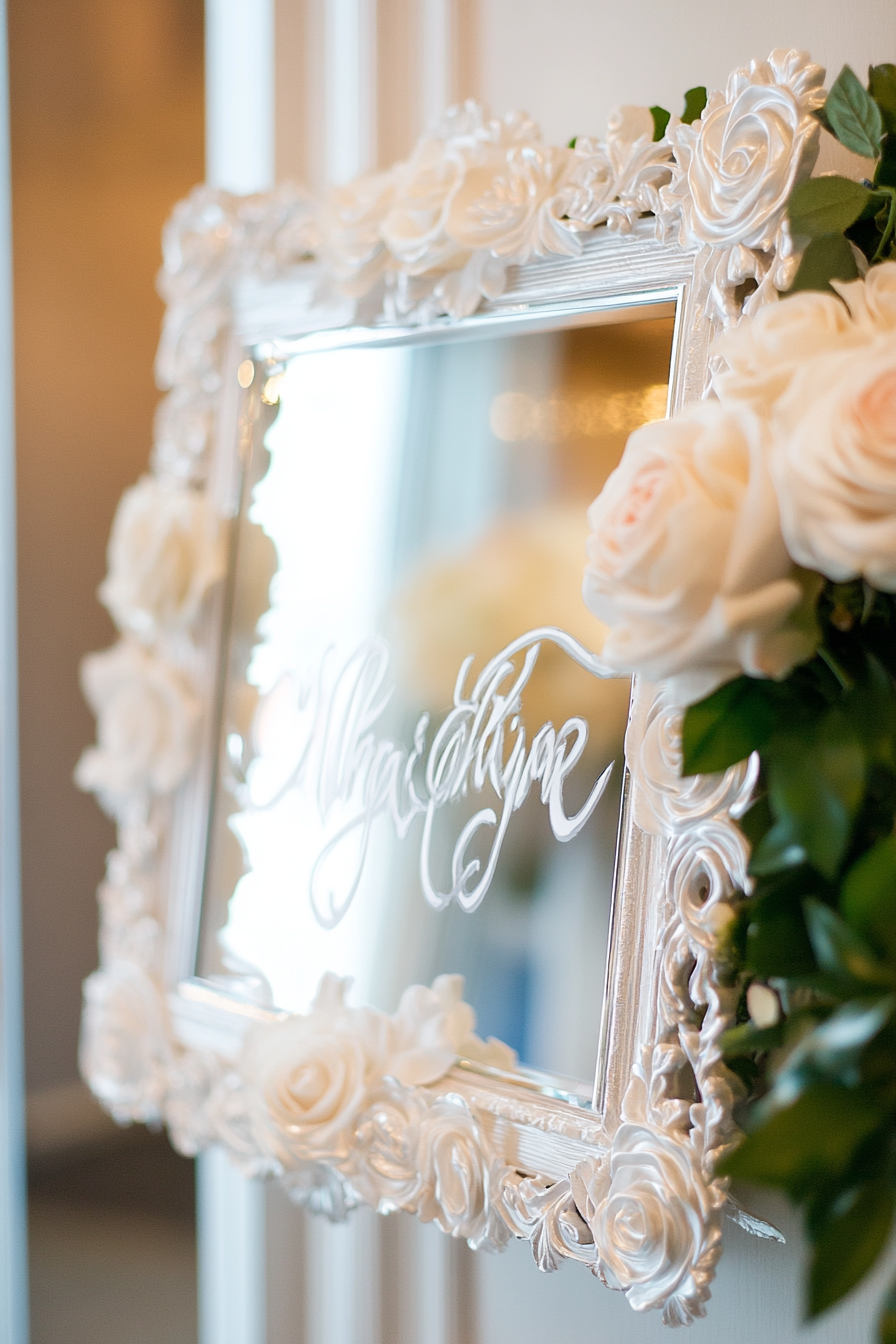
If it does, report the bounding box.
[197,309,675,1095]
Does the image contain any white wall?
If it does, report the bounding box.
[474,0,896,150]
[274,0,896,181]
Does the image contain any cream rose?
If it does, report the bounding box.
[572,1129,716,1323]
[240,973,487,1167]
[583,400,818,705]
[713,288,855,411]
[668,50,824,255]
[241,1009,375,1164]
[99,476,224,643]
[771,339,896,588]
[75,639,201,814]
[832,259,896,334]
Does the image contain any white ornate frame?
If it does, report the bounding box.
[77,49,834,1326]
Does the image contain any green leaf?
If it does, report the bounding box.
[567,136,578,149]
[744,868,821,976]
[719,1081,887,1193]
[826,65,885,159]
[788,176,877,237]
[649,106,671,142]
[681,676,782,776]
[880,1271,896,1344]
[788,233,861,295]
[804,900,892,986]
[681,86,707,125]
[739,793,773,851]
[762,712,866,879]
[809,1179,895,1317]
[751,815,809,875]
[841,835,896,959]
[722,1019,786,1057]
[869,64,896,135]
[746,900,818,977]
[813,105,835,136]
[876,135,896,190]
[768,995,896,1102]
[843,654,896,770]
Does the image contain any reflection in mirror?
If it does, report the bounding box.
[198,311,675,1098]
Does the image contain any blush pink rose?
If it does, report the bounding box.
[583,399,818,704]
[771,342,896,589]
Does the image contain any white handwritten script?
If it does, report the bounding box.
[244,627,621,929]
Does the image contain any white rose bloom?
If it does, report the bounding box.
[320,169,396,294]
[832,259,896,333]
[99,475,224,643]
[351,1079,426,1212]
[240,973,484,1166]
[241,1004,379,1165]
[771,338,896,589]
[583,400,818,705]
[713,288,854,411]
[76,639,201,814]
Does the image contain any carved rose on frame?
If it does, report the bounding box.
[75,638,201,818]
[99,475,225,644]
[660,49,826,320]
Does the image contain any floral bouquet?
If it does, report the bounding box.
[583,64,896,1343]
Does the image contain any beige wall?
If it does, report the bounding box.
[10,0,204,1098]
[274,0,896,184]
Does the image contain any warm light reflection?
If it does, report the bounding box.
[489,383,669,442]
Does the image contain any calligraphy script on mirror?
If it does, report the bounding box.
[242,628,619,929]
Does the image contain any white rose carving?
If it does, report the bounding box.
[240,974,494,1167]
[241,991,382,1165]
[80,963,170,1124]
[75,639,201,815]
[320,169,396,294]
[351,1079,426,1212]
[99,475,224,643]
[572,1128,717,1324]
[583,399,819,705]
[571,1057,722,1326]
[446,142,580,263]
[628,685,759,838]
[380,102,496,273]
[661,50,825,318]
[416,1095,501,1247]
[771,338,896,589]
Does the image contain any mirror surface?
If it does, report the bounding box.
[198,309,675,1092]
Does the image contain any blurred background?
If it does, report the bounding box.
[9,0,203,1338]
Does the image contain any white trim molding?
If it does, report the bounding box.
[76,49,830,1327]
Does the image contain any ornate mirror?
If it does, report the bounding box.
[77,54,834,1323]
